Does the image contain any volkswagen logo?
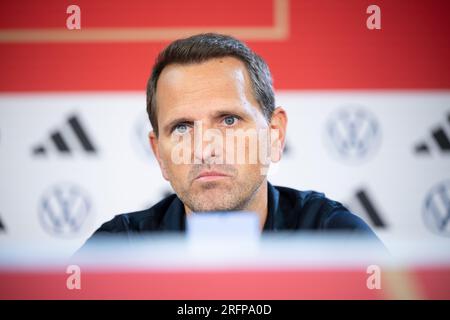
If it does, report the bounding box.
[324,106,381,164]
[38,183,92,237]
[132,112,156,162]
[423,180,450,237]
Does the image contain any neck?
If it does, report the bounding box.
[245,180,268,230]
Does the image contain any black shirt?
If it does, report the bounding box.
[83,182,378,239]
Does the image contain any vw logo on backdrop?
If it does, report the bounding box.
[132,112,156,162]
[324,106,381,164]
[423,180,450,237]
[38,183,92,237]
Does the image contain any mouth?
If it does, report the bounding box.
[194,170,231,182]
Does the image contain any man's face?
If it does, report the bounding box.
[150,57,279,212]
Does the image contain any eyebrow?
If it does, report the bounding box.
[162,108,249,135]
[163,117,195,135]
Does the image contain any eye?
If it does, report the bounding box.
[223,115,238,126]
[174,123,189,134]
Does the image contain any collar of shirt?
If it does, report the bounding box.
[158,182,283,232]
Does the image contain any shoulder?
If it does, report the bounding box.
[92,194,178,235]
[73,194,178,257]
[274,185,373,232]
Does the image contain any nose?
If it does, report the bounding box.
[193,120,224,164]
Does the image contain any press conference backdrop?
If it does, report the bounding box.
[0,0,449,257]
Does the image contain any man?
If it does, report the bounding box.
[81,33,378,246]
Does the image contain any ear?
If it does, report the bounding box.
[149,131,170,181]
[269,107,288,163]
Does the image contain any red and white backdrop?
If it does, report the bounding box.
[0,0,449,256]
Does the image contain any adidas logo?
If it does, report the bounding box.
[32,114,97,156]
[0,215,5,232]
[415,112,450,154]
[283,140,292,156]
[346,188,387,228]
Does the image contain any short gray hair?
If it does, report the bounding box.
[146,33,275,136]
